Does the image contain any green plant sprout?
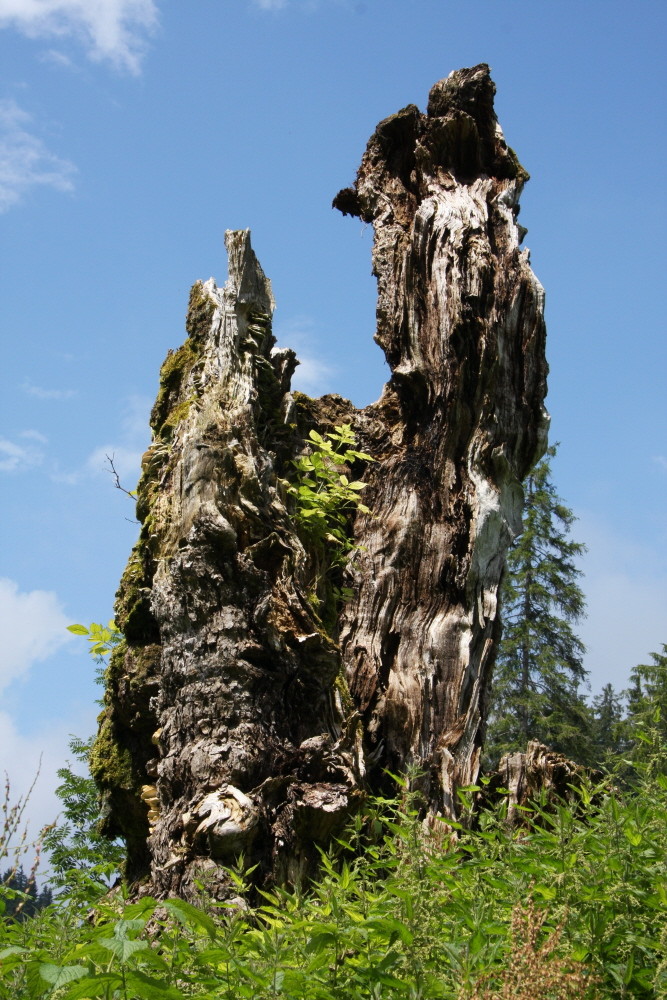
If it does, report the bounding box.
[286,424,374,567]
[66,621,122,663]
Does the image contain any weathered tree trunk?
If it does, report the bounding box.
[92,64,548,899]
[333,64,549,816]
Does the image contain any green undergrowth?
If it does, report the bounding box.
[2,754,666,999]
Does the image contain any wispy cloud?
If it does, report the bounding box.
[0,430,47,472]
[0,98,75,212]
[653,456,667,473]
[251,0,345,9]
[274,316,337,396]
[22,379,77,400]
[0,577,73,693]
[39,47,74,69]
[0,0,158,74]
[83,394,151,488]
[0,703,100,859]
[86,444,142,483]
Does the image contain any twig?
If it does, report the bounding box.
[106,454,136,499]
[105,454,140,524]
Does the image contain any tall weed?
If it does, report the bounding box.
[1,760,664,999]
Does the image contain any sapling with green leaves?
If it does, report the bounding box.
[66,620,122,663]
[286,424,373,560]
[283,423,374,617]
[43,621,126,903]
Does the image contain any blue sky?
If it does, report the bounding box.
[1,0,665,837]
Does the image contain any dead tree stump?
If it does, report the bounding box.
[93,64,548,899]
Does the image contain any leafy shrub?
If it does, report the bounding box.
[2,754,665,999]
[285,423,372,565]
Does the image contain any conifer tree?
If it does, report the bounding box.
[1,866,39,920]
[590,682,627,760]
[624,644,667,770]
[485,445,591,764]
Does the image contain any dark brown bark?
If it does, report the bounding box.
[93,65,548,899]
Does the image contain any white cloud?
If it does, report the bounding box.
[86,444,142,483]
[119,393,151,442]
[0,98,75,212]
[275,316,337,395]
[22,379,77,400]
[292,354,336,394]
[653,456,667,473]
[0,578,73,694]
[0,431,46,471]
[84,393,150,489]
[39,46,74,68]
[251,0,345,9]
[0,706,98,873]
[576,514,667,696]
[0,0,158,74]
[20,429,48,443]
[44,394,149,487]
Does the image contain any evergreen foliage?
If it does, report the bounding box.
[2,636,666,997]
[3,469,661,998]
[41,736,125,903]
[0,867,51,922]
[589,683,628,762]
[486,446,591,765]
[624,644,667,772]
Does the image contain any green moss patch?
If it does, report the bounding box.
[150,281,215,438]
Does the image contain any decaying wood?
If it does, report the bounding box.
[490,741,590,823]
[334,63,548,816]
[93,64,548,898]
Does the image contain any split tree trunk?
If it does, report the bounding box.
[93,64,548,900]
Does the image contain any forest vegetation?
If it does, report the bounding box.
[1,448,665,999]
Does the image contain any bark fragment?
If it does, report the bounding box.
[95,64,548,897]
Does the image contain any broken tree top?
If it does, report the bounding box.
[93,65,548,900]
[334,63,528,220]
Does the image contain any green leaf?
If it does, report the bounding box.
[98,936,149,961]
[0,945,28,959]
[163,897,217,937]
[67,624,90,636]
[39,964,88,988]
[624,826,642,847]
[59,973,123,999]
[124,969,184,1000]
[532,884,557,900]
